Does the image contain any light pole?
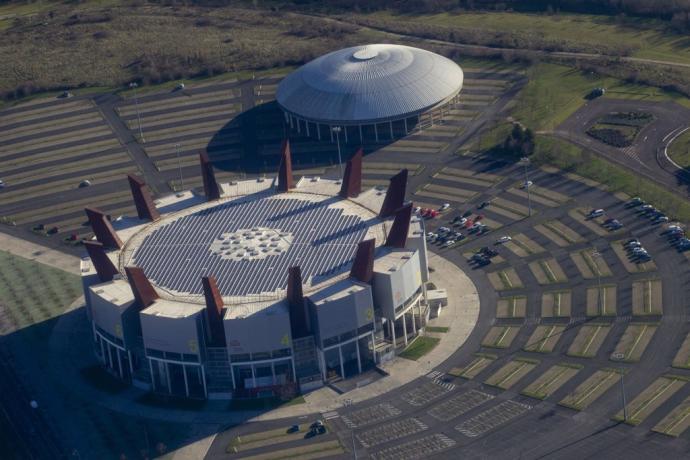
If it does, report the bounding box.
[129,82,145,143]
[332,126,344,181]
[520,156,532,217]
[175,143,184,194]
[343,398,357,459]
[612,352,628,422]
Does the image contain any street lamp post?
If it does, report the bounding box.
[332,126,344,181]
[175,143,184,194]
[129,82,145,143]
[612,352,628,422]
[520,156,532,217]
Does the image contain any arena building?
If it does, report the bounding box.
[276,44,464,142]
[80,142,434,399]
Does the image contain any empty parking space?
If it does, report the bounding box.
[652,394,690,437]
[521,364,582,400]
[487,268,523,290]
[586,285,617,316]
[570,249,613,279]
[672,333,690,370]
[481,326,521,349]
[362,162,424,176]
[614,376,686,425]
[529,258,568,285]
[611,241,657,273]
[611,324,658,363]
[567,324,612,358]
[428,390,494,421]
[559,369,622,410]
[451,354,497,379]
[485,359,538,389]
[356,417,427,448]
[504,233,545,257]
[632,279,663,316]
[535,220,585,247]
[497,295,527,318]
[400,379,456,407]
[541,290,572,317]
[370,433,456,460]
[340,403,401,429]
[455,400,531,437]
[524,325,566,353]
[415,183,477,204]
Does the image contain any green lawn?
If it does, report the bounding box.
[426,326,449,333]
[512,63,690,132]
[532,135,690,221]
[668,129,690,169]
[399,336,440,361]
[0,250,81,336]
[360,11,690,66]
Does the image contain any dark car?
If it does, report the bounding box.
[462,210,473,218]
[477,201,490,210]
[287,425,299,434]
[625,197,644,208]
[475,257,491,267]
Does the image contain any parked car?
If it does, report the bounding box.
[438,226,451,234]
[0,179,5,189]
[462,210,473,218]
[625,197,644,208]
[604,219,623,230]
[453,217,468,227]
[475,257,491,267]
[496,235,512,244]
[520,180,533,189]
[440,203,450,211]
[453,232,464,240]
[477,201,491,210]
[175,82,186,91]
[445,240,455,247]
[624,238,640,247]
[414,206,421,214]
[287,425,300,434]
[587,209,605,218]
[655,215,669,224]
[79,179,92,188]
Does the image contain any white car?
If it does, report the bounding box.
[455,217,467,226]
[439,226,451,234]
[496,236,512,244]
[632,247,647,254]
[440,203,450,211]
[0,179,5,189]
[414,207,422,214]
[588,209,605,218]
[521,180,533,189]
[445,240,455,247]
[175,82,186,90]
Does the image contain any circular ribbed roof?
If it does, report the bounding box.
[276,44,464,124]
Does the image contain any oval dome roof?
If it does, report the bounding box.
[276,44,464,124]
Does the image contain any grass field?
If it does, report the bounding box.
[531,135,690,222]
[668,129,690,169]
[356,11,690,65]
[0,250,81,336]
[399,336,440,360]
[513,63,690,131]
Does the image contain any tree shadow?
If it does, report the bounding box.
[206,101,400,176]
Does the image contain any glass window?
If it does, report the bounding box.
[182,353,199,362]
[147,348,164,358]
[324,348,342,380]
[167,362,186,397]
[230,353,250,363]
[185,365,205,398]
[164,351,182,361]
[251,352,271,361]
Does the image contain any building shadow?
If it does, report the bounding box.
[206,101,399,176]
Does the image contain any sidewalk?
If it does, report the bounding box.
[0,231,81,274]
[251,251,480,421]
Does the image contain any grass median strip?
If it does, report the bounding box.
[632,279,663,316]
[571,249,613,279]
[559,368,623,411]
[487,268,523,291]
[485,358,539,390]
[230,439,343,460]
[481,326,520,349]
[529,258,568,285]
[521,363,582,400]
[611,323,658,363]
[586,285,617,316]
[652,394,690,437]
[567,324,611,358]
[450,353,497,379]
[523,325,566,353]
[541,290,572,317]
[613,376,686,426]
[496,295,527,318]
